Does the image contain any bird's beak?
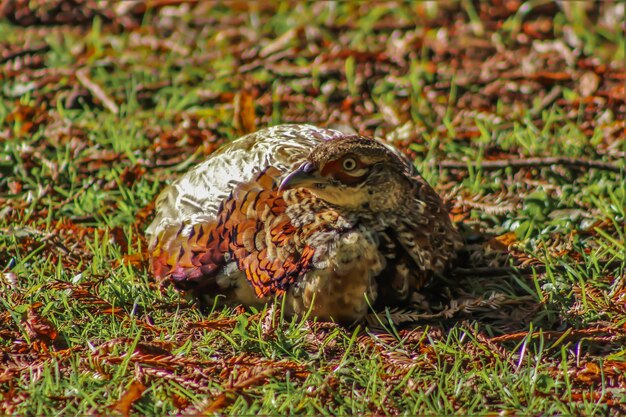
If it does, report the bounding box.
[279,162,317,191]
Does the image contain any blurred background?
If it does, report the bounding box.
[1,1,623,149]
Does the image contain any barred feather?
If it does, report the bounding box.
[146,124,461,321]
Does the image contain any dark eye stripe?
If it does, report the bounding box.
[321,154,365,176]
[333,171,367,185]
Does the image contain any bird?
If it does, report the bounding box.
[146,124,462,322]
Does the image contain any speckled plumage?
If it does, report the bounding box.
[147,124,462,321]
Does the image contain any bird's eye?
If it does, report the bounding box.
[342,157,357,171]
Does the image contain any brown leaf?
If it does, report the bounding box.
[119,164,146,187]
[201,393,233,414]
[112,379,146,417]
[24,306,58,344]
[111,226,129,254]
[530,71,572,83]
[487,232,519,251]
[6,103,48,136]
[171,393,190,409]
[0,369,17,383]
[233,89,257,135]
[121,253,146,267]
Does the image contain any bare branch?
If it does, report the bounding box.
[439,157,623,173]
[75,68,119,115]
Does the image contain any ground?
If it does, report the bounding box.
[0,1,625,415]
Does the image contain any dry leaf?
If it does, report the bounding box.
[200,393,233,414]
[112,379,146,417]
[25,306,58,344]
[487,232,519,250]
[233,89,256,135]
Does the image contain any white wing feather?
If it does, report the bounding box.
[146,125,344,247]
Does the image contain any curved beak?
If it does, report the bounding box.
[279,162,316,191]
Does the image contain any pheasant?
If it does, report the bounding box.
[147,124,462,322]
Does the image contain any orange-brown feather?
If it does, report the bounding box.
[150,167,316,298]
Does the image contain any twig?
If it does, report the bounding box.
[454,196,518,214]
[529,86,563,117]
[451,266,546,277]
[146,0,202,8]
[451,260,624,278]
[0,44,51,64]
[439,157,622,173]
[75,68,119,115]
[489,326,626,344]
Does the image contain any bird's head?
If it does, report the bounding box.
[279,135,412,212]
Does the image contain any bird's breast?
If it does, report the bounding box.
[285,226,387,322]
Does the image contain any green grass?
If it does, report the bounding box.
[1,1,625,415]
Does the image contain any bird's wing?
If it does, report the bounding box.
[146,125,339,247]
[150,166,316,297]
[393,174,462,274]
